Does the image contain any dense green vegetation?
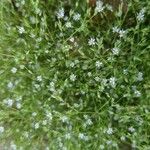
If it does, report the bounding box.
[0,0,150,149]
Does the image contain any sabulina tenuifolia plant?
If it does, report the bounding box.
[0,0,150,149]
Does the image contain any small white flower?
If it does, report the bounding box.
[4,98,14,107]
[48,81,55,92]
[134,90,141,97]
[106,4,113,11]
[88,38,96,46]
[78,133,85,140]
[106,127,113,135]
[10,143,17,150]
[109,77,116,88]
[102,79,107,86]
[106,140,112,145]
[30,16,36,24]
[24,132,29,138]
[73,13,81,21]
[56,8,65,19]
[50,81,55,87]
[112,26,120,33]
[69,37,75,42]
[37,76,42,82]
[132,140,136,148]
[95,61,103,68]
[128,126,135,133]
[65,133,71,139]
[87,72,92,77]
[137,8,145,22]
[95,76,100,82]
[120,136,126,141]
[7,82,14,89]
[86,119,93,126]
[34,123,39,129]
[123,69,128,75]
[61,116,68,123]
[70,62,75,67]
[20,65,25,69]
[0,126,4,133]
[65,22,72,28]
[11,67,17,74]
[112,48,120,55]
[16,102,21,109]
[99,144,105,149]
[119,29,126,38]
[32,112,37,117]
[18,26,25,34]
[137,72,143,81]
[42,120,47,125]
[46,112,53,120]
[95,0,104,13]
[70,74,76,81]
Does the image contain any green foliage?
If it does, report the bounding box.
[0,0,150,149]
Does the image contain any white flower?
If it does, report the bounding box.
[123,69,128,75]
[86,119,93,126]
[34,123,39,129]
[70,74,76,81]
[106,127,113,135]
[73,13,81,21]
[120,136,126,141]
[56,8,65,19]
[109,77,116,88]
[128,126,135,133]
[112,48,120,55]
[69,37,75,42]
[95,0,104,13]
[106,140,112,145]
[132,140,136,148]
[30,16,36,24]
[32,112,37,117]
[65,22,72,28]
[102,79,107,86]
[88,38,96,46]
[37,76,42,82]
[112,26,120,33]
[16,102,21,109]
[87,72,92,77]
[61,116,68,123]
[18,26,25,34]
[99,145,105,149]
[20,65,25,69]
[95,76,100,82]
[7,82,14,89]
[11,67,17,74]
[106,4,113,11]
[112,27,126,37]
[0,126,4,133]
[48,81,55,92]
[70,62,75,67]
[10,142,17,150]
[23,132,29,138]
[119,29,126,38]
[4,98,14,107]
[42,120,47,125]
[46,112,53,120]
[65,133,71,139]
[50,81,54,87]
[137,9,145,22]
[78,133,85,140]
[95,61,103,68]
[134,90,141,97]
[137,72,143,81]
